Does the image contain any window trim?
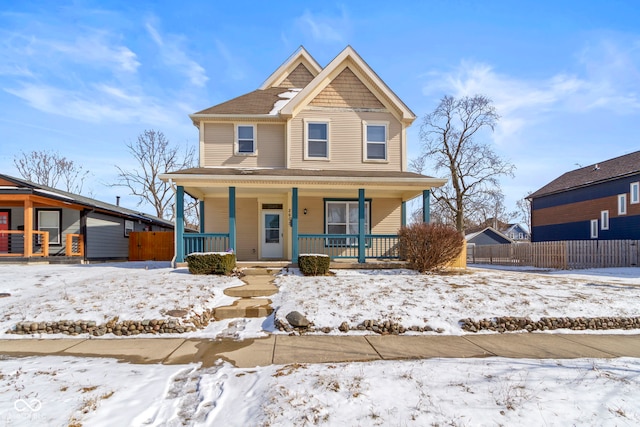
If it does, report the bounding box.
[363,121,389,162]
[618,194,627,215]
[235,124,257,156]
[631,182,639,204]
[590,219,598,239]
[601,210,609,230]
[304,119,330,160]
[124,220,135,237]
[36,208,62,245]
[324,199,371,247]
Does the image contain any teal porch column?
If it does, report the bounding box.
[401,201,407,227]
[176,185,185,262]
[292,187,299,263]
[358,188,366,264]
[229,187,236,252]
[422,189,431,223]
[199,200,205,232]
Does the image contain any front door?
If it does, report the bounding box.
[0,211,8,253]
[261,210,283,259]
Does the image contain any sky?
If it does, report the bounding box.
[0,0,639,219]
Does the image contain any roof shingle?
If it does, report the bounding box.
[529,150,640,199]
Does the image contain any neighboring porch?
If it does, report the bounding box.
[0,194,85,261]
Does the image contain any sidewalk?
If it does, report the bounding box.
[2,333,640,367]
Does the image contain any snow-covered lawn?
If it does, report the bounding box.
[1,262,640,338]
[2,263,640,425]
[273,267,640,334]
[2,355,640,426]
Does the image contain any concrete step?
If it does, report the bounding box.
[241,267,284,276]
[214,298,273,320]
[224,283,278,298]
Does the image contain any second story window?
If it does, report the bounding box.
[236,125,255,154]
[365,123,387,160]
[619,194,627,215]
[306,121,329,159]
[631,182,639,204]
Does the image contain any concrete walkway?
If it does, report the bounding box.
[2,334,640,368]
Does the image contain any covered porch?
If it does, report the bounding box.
[163,168,446,264]
[0,194,85,260]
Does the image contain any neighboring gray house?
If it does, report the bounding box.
[465,227,514,246]
[0,173,173,262]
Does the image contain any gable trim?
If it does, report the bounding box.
[259,47,323,90]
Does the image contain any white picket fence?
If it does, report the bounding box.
[468,240,640,269]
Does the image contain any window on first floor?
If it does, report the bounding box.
[590,219,598,239]
[124,220,134,237]
[618,194,627,215]
[325,200,370,246]
[37,209,61,245]
[601,210,609,230]
[631,182,639,204]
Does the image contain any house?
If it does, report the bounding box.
[465,227,514,246]
[528,150,640,242]
[501,223,530,242]
[0,173,173,262]
[160,46,446,263]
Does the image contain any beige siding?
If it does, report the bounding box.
[257,124,286,167]
[289,109,402,171]
[236,198,258,261]
[280,63,314,88]
[204,197,228,233]
[202,123,285,168]
[371,198,402,234]
[309,67,384,108]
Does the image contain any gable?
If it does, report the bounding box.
[309,67,385,109]
[259,47,322,90]
[279,63,315,89]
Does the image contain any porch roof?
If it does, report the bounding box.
[160,167,446,200]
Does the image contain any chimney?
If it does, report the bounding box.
[116,196,120,206]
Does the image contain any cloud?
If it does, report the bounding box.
[422,37,640,144]
[144,21,208,87]
[294,8,350,43]
[5,82,175,125]
[1,29,140,74]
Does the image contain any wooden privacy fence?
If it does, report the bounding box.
[129,232,174,261]
[469,240,640,269]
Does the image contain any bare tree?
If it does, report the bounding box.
[413,95,515,233]
[13,150,89,194]
[517,194,532,231]
[115,130,196,220]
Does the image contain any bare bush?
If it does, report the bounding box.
[398,223,464,272]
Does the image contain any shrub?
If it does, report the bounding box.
[298,254,331,276]
[398,223,464,272]
[186,253,236,275]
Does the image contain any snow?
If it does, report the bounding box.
[2,262,640,339]
[2,356,640,426]
[268,88,302,115]
[273,266,640,335]
[2,263,640,425]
